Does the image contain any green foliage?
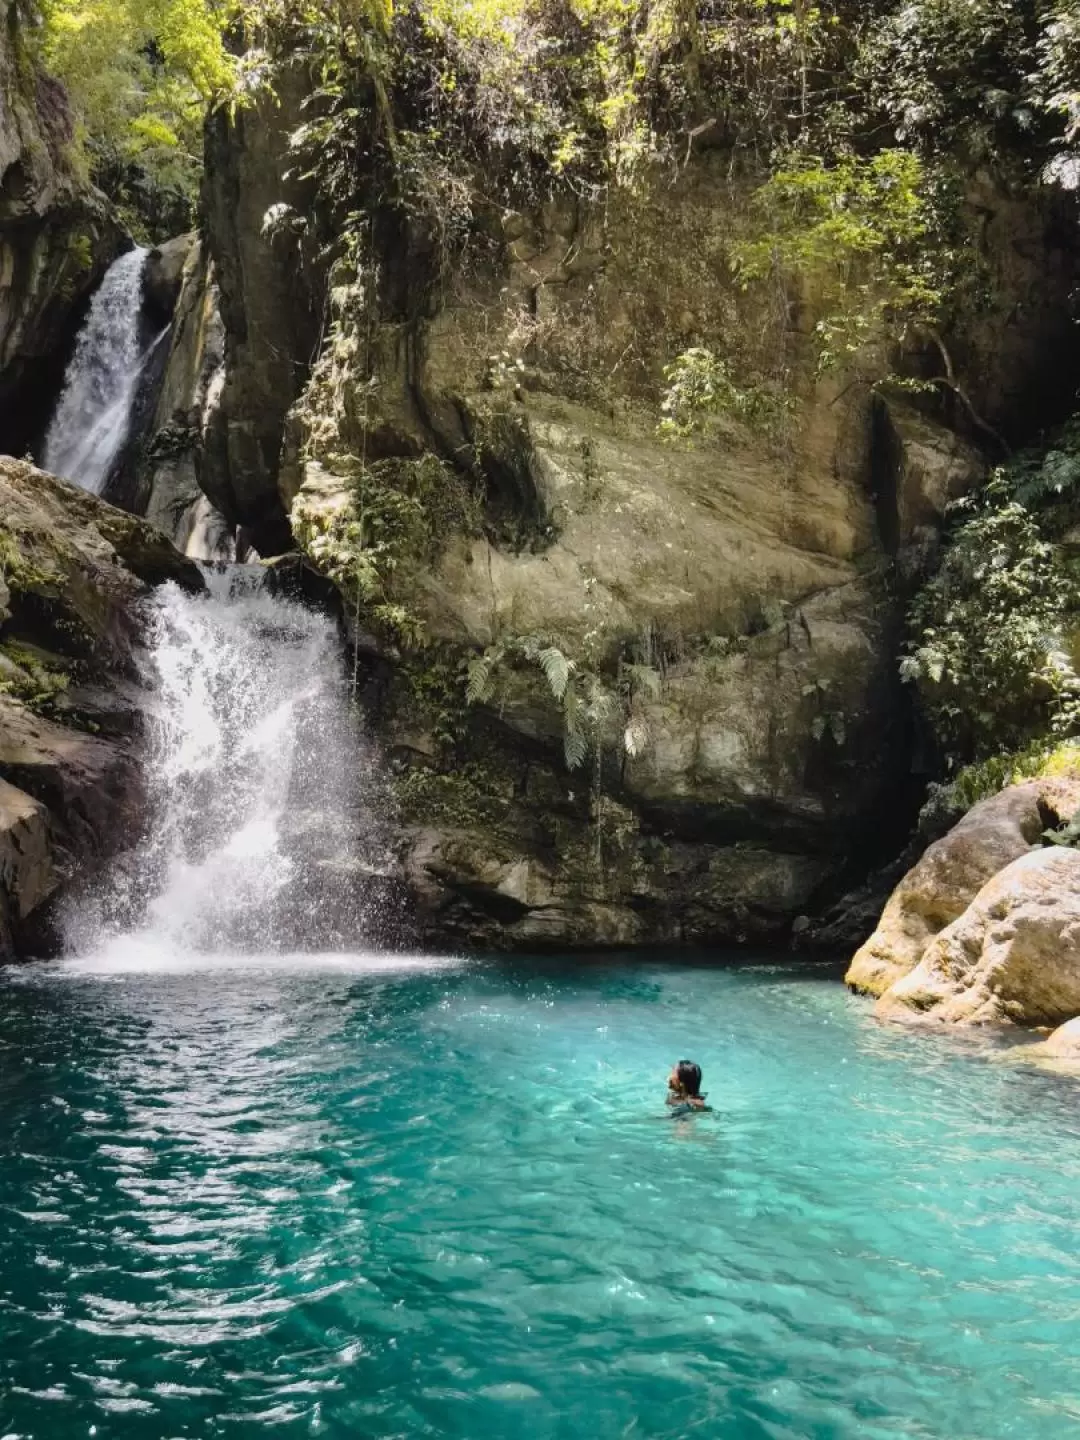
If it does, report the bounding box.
[732,148,970,380]
[292,453,479,647]
[32,0,235,236]
[919,739,1080,832]
[0,644,70,714]
[1004,418,1080,517]
[858,0,1047,161]
[394,760,510,829]
[1043,810,1080,847]
[902,421,1080,768]
[658,346,791,440]
[466,634,620,771]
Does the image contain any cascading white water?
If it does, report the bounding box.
[66,572,400,957]
[42,247,162,494]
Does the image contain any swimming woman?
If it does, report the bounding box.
[666,1059,708,1114]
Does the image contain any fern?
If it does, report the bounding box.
[562,684,589,770]
[466,647,502,705]
[1012,448,1080,509]
[537,646,573,701]
[622,663,662,701]
[623,715,650,758]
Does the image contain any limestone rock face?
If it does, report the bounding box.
[0,457,202,954]
[200,74,322,553]
[198,73,1078,948]
[135,241,235,561]
[143,234,195,325]
[0,4,123,451]
[844,783,1072,997]
[876,847,1080,1027]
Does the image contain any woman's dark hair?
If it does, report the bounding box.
[675,1060,702,1097]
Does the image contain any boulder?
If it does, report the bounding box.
[875,847,1080,1026]
[0,696,137,872]
[142,233,196,324]
[0,456,203,670]
[1040,1016,1080,1058]
[0,457,201,953]
[0,777,52,956]
[845,780,1080,996]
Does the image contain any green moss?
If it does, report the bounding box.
[0,524,56,593]
[394,761,512,830]
[292,453,482,648]
[0,642,70,714]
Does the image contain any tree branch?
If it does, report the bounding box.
[923,326,1011,457]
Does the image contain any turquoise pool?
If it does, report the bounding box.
[0,950,1077,1438]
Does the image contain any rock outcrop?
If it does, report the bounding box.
[844,781,1080,997]
[875,846,1080,1027]
[0,1,122,454]
[1038,1016,1080,1060]
[194,66,1080,949]
[132,239,235,561]
[0,456,203,955]
[200,75,322,554]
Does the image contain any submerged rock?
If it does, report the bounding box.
[875,847,1080,1027]
[845,781,1080,997]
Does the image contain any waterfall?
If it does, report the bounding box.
[42,247,162,495]
[66,571,401,957]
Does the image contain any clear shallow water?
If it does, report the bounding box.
[1,952,1078,1440]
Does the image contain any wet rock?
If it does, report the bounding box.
[0,696,138,872]
[200,73,322,553]
[0,457,202,660]
[0,777,52,957]
[0,5,123,452]
[0,457,201,951]
[876,847,1080,1027]
[142,233,195,325]
[845,781,1080,997]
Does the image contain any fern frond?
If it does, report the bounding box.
[623,663,663,700]
[623,715,650,758]
[466,647,502,705]
[538,646,573,701]
[585,677,617,727]
[563,685,589,770]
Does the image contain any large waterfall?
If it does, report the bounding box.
[66,571,401,958]
[42,247,161,495]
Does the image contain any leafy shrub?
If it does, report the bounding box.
[902,422,1080,769]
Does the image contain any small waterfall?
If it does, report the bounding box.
[66,573,401,956]
[42,247,162,495]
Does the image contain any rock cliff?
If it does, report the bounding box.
[12,14,1080,956]
[0,457,202,955]
[191,82,1080,949]
[0,1,122,455]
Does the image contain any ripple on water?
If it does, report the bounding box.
[0,953,1078,1439]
